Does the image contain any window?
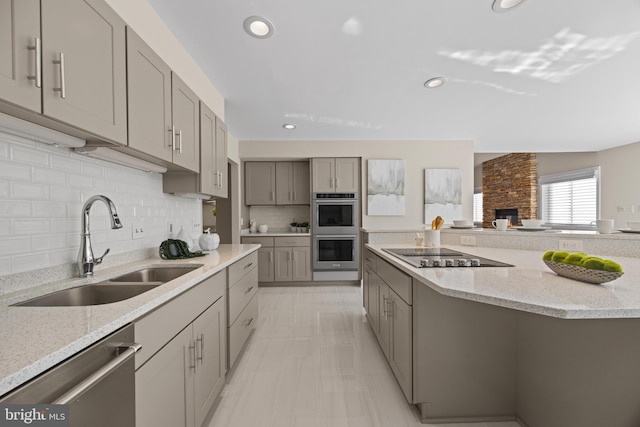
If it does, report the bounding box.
[540,167,599,228]
[473,191,483,223]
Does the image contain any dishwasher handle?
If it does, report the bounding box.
[53,343,141,405]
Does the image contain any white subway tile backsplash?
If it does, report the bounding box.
[12,182,49,200]
[0,133,201,283]
[0,160,31,181]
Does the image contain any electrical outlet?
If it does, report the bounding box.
[460,235,476,246]
[559,239,583,251]
[131,221,145,240]
[192,221,202,232]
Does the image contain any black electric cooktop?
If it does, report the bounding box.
[382,247,513,268]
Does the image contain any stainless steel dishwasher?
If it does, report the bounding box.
[0,324,140,427]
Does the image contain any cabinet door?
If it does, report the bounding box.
[367,270,380,335]
[0,0,40,112]
[136,326,193,427]
[292,161,310,204]
[245,162,276,205]
[199,102,217,195]
[171,73,199,171]
[363,267,370,313]
[274,247,292,282]
[335,158,359,192]
[193,298,226,427]
[257,247,274,282]
[126,27,172,162]
[291,246,311,281]
[390,292,413,402]
[41,0,127,144]
[275,162,293,205]
[214,116,228,197]
[378,282,391,360]
[312,158,335,192]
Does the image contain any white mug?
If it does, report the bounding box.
[492,219,508,231]
[596,219,614,234]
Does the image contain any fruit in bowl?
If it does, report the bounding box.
[542,250,623,284]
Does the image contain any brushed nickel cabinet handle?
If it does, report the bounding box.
[244,317,254,327]
[170,125,176,150]
[196,333,204,364]
[189,342,197,372]
[244,286,254,294]
[52,52,66,98]
[244,262,253,269]
[175,129,183,154]
[27,38,41,88]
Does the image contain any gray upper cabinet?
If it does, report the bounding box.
[127,27,199,172]
[0,0,41,113]
[214,115,228,197]
[196,102,227,197]
[126,27,172,163]
[0,0,127,144]
[245,162,276,205]
[171,73,199,172]
[275,161,310,205]
[312,158,359,193]
[41,0,127,144]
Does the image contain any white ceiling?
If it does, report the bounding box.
[147,0,640,153]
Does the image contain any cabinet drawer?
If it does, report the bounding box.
[364,249,378,272]
[135,270,226,369]
[378,259,412,305]
[228,251,258,286]
[241,236,274,247]
[229,294,258,368]
[228,266,258,325]
[274,236,310,247]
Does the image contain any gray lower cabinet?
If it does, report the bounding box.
[135,271,227,427]
[0,0,127,144]
[227,252,258,369]
[241,236,311,283]
[363,249,413,402]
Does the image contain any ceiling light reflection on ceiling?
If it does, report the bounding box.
[424,77,446,88]
[492,0,525,13]
[243,16,274,38]
[282,124,296,130]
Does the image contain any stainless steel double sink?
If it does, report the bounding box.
[14,266,202,307]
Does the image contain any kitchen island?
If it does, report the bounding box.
[0,243,259,397]
[365,244,640,427]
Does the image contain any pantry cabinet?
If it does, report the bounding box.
[311,158,359,193]
[0,0,127,144]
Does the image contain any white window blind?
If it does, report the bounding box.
[473,192,483,223]
[540,167,599,226]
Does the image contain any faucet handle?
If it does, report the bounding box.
[95,248,110,265]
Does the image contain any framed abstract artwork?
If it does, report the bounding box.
[367,159,405,216]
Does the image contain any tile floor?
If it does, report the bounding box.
[209,286,521,427]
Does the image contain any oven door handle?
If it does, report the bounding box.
[53,343,141,404]
[315,235,356,239]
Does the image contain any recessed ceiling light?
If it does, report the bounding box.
[283,124,296,130]
[492,0,526,13]
[424,77,446,88]
[243,16,274,38]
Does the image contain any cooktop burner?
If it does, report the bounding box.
[382,247,513,268]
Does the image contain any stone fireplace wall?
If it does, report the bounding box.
[482,153,537,228]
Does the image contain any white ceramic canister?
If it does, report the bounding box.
[199,228,220,250]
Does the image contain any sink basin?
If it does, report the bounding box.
[110,265,201,283]
[14,284,161,307]
[13,265,203,307]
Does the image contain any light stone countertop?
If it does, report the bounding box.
[0,244,259,397]
[241,229,310,237]
[367,243,640,320]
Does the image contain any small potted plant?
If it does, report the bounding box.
[301,221,309,233]
[290,220,297,232]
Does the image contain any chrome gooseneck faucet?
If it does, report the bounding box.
[78,195,123,277]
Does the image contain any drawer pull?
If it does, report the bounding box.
[244,286,254,294]
[244,317,254,327]
[196,333,204,364]
[244,262,253,269]
[189,342,197,373]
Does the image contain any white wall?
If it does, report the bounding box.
[598,141,640,226]
[0,132,201,278]
[240,140,475,229]
[105,0,225,120]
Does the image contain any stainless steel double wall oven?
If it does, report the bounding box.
[312,193,359,280]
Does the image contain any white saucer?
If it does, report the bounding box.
[450,225,474,229]
[618,228,640,234]
[512,226,552,231]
